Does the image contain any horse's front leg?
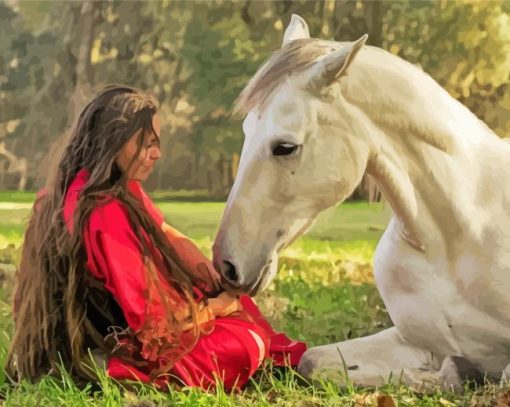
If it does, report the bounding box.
[298,327,440,390]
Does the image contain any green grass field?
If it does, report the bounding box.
[0,193,507,406]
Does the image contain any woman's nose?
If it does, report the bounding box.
[151,147,161,160]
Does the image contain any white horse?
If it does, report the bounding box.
[213,15,510,389]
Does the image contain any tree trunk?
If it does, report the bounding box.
[0,142,27,190]
[75,1,95,87]
[364,0,383,47]
[321,0,336,38]
[231,152,239,183]
[68,1,99,119]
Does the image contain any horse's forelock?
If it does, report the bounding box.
[234,39,333,116]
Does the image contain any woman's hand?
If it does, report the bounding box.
[178,293,243,331]
[207,292,242,317]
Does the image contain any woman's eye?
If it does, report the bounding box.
[272,143,301,157]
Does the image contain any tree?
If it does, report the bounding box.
[383,0,510,137]
[2,0,509,194]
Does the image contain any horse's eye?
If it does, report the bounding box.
[272,143,300,157]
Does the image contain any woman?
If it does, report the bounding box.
[6,85,306,390]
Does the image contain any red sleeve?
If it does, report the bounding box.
[85,199,176,331]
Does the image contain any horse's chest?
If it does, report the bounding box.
[373,245,459,355]
[373,220,510,362]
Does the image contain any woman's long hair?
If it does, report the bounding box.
[5,85,207,383]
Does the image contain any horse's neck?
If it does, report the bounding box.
[359,91,497,253]
[333,50,510,253]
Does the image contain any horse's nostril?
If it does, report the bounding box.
[223,261,238,282]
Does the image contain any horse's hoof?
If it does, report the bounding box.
[297,349,318,379]
[297,347,345,382]
[439,356,484,393]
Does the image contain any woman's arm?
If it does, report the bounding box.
[130,181,224,296]
[160,221,224,297]
[161,222,242,316]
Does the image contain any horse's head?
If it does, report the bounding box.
[213,15,370,294]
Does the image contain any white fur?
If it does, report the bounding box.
[214,15,510,387]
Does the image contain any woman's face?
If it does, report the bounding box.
[116,114,161,181]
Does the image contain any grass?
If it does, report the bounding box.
[0,192,508,405]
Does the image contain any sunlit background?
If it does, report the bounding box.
[0,1,509,404]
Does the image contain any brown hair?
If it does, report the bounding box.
[5,85,207,383]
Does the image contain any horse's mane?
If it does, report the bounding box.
[234,39,334,116]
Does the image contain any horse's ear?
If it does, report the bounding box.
[308,34,368,88]
[282,14,310,47]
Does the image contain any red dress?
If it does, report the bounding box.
[62,169,306,390]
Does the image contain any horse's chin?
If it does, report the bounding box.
[252,258,278,296]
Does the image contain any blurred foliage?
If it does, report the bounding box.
[385,0,510,137]
[1,0,509,195]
